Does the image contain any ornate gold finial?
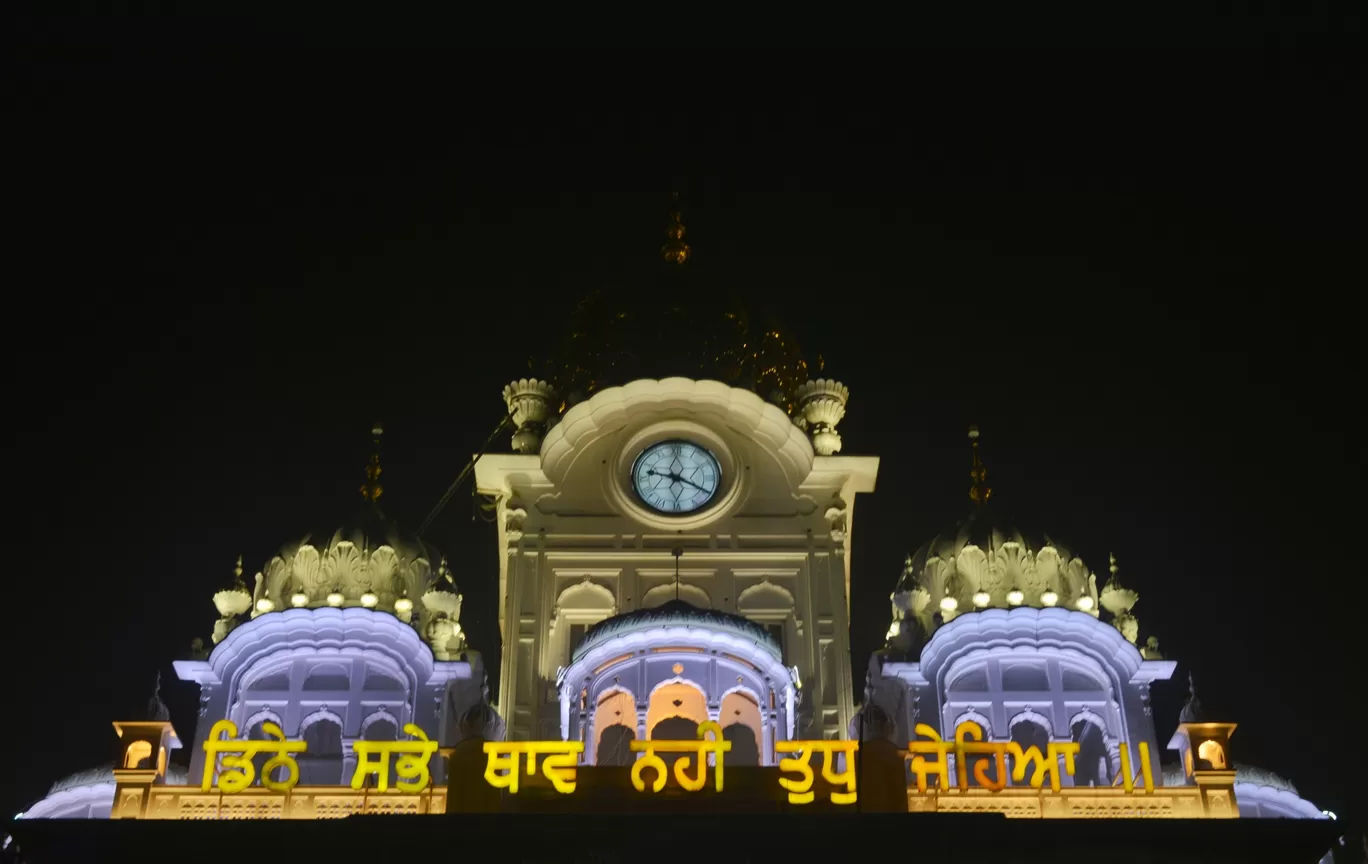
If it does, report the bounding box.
[360,423,384,503]
[661,192,690,265]
[968,425,992,505]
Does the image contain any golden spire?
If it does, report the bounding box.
[661,192,690,265]
[968,425,992,506]
[360,423,384,504]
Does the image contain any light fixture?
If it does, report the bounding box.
[1076,595,1095,612]
[255,596,274,614]
[291,587,309,608]
[327,589,345,607]
[360,589,379,608]
[394,595,414,614]
[939,595,959,613]
[1040,589,1059,607]
[1007,587,1024,606]
[973,589,991,608]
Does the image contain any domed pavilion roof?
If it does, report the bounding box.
[887,428,1113,643]
[572,599,780,663]
[529,205,815,413]
[895,505,1077,594]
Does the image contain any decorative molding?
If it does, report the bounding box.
[737,579,797,611]
[640,583,711,609]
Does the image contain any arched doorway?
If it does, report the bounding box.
[719,690,763,766]
[1070,717,1110,787]
[298,713,344,784]
[647,681,708,776]
[1008,714,1050,787]
[592,689,636,766]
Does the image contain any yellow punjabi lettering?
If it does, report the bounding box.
[351,723,441,792]
[629,721,730,793]
[908,724,953,792]
[483,742,522,794]
[819,741,859,805]
[479,741,585,794]
[953,721,1008,792]
[775,742,816,803]
[201,719,307,794]
[1005,741,1080,792]
[1117,741,1155,793]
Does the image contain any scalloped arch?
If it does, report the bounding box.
[736,579,796,611]
[641,583,711,609]
[557,578,618,611]
[539,377,814,489]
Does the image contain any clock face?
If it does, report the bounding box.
[631,440,722,514]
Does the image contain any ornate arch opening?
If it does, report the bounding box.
[1069,709,1112,787]
[720,688,763,767]
[298,709,344,784]
[647,679,707,775]
[244,710,285,785]
[1007,710,1052,787]
[592,688,637,766]
[1198,739,1227,770]
[123,740,152,770]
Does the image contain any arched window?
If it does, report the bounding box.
[952,711,999,788]
[1198,739,1226,770]
[359,712,399,783]
[1070,716,1110,787]
[592,690,636,766]
[720,690,762,767]
[303,663,350,691]
[298,712,344,784]
[1008,714,1050,787]
[123,740,152,769]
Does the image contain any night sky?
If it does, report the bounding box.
[7,8,1363,833]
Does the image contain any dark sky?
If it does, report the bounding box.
[6,7,1363,829]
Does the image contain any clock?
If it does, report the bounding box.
[630,440,722,514]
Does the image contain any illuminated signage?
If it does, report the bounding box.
[201,719,439,794]
[483,741,584,794]
[909,721,1155,793]
[198,718,1156,801]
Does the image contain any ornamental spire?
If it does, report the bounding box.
[360,423,384,504]
[661,192,690,266]
[968,425,992,506]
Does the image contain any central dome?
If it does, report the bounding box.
[529,210,814,412]
[572,599,781,663]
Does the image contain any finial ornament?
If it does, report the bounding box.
[503,379,557,453]
[661,192,690,265]
[795,379,849,455]
[145,670,171,722]
[360,423,384,503]
[968,425,992,505]
[1099,552,1141,643]
[1178,670,1206,723]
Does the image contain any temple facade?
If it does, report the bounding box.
[11,211,1338,858]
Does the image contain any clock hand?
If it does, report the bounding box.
[647,468,709,495]
[674,474,712,494]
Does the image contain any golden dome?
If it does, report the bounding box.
[531,284,811,414]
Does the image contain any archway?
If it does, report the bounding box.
[647,681,708,776]
[1198,739,1227,770]
[1008,713,1050,787]
[1070,717,1109,787]
[720,690,763,766]
[298,712,344,784]
[592,689,636,766]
